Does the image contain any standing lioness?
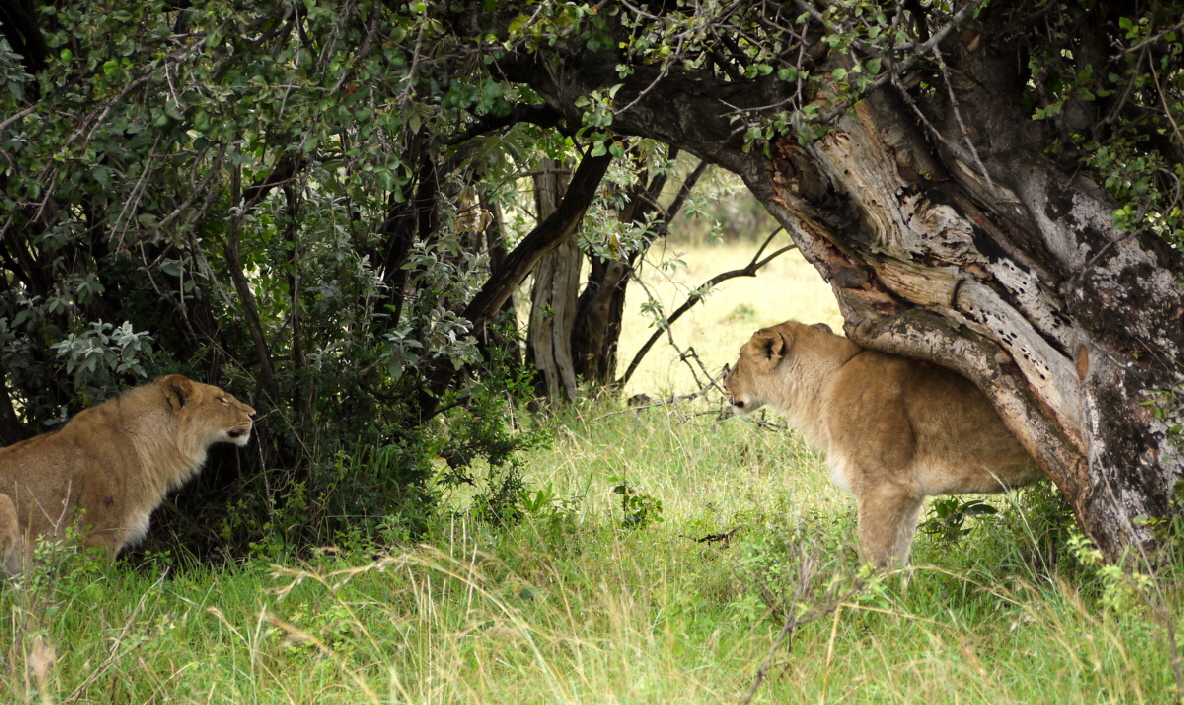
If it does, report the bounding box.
[0,374,255,575]
[725,321,1040,566]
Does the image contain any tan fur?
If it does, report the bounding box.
[725,321,1040,566]
[0,375,255,575]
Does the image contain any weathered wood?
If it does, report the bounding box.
[459,150,610,325]
[421,149,611,418]
[527,158,581,402]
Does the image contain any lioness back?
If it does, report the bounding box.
[0,374,255,575]
[725,320,1040,566]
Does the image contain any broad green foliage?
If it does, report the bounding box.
[0,0,568,554]
[0,0,695,555]
[1027,5,1184,245]
[486,0,1184,245]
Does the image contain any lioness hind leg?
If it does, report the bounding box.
[856,487,925,567]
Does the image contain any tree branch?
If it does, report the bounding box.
[224,167,282,406]
[461,148,612,325]
[444,103,571,145]
[242,153,308,212]
[414,147,612,419]
[616,229,796,389]
[651,158,709,240]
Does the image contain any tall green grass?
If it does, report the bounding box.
[4,402,1181,703]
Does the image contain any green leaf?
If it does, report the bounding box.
[777,67,799,82]
[192,110,211,132]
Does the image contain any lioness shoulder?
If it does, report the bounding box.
[725,320,1040,566]
[0,374,255,575]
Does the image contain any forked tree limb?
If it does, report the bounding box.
[615,228,797,389]
[461,148,612,325]
[414,147,612,419]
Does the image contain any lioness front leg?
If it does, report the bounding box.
[856,486,925,567]
[0,493,20,576]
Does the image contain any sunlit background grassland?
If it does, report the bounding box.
[4,226,1184,702]
[617,237,844,398]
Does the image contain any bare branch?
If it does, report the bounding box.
[616,228,796,389]
[224,167,282,407]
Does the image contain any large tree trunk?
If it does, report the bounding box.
[772,51,1184,562]
[571,254,630,386]
[494,12,1184,561]
[527,158,581,402]
[570,170,658,388]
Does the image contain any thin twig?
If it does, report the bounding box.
[591,389,708,420]
[1149,60,1184,156]
[62,574,168,704]
[593,365,727,421]
[740,554,866,704]
[1117,18,1184,57]
[815,0,988,125]
[931,43,994,190]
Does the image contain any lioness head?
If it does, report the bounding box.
[725,326,789,415]
[160,374,256,447]
[725,322,836,415]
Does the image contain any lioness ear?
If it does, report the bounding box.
[754,329,787,365]
[160,374,195,411]
[811,322,833,335]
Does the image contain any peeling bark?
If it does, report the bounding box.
[528,237,581,402]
